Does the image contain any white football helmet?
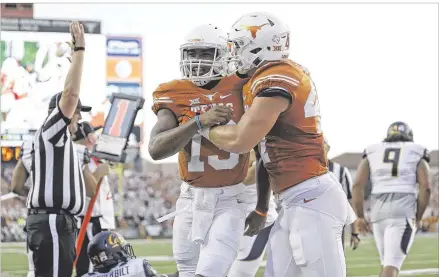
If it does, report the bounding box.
[228,12,290,73]
[180,24,229,86]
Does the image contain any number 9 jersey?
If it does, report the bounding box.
[363,141,430,194]
[151,75,250,188]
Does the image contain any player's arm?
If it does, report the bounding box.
[343,167,357,230]
[243,150,257,185]
[255,156,271,214]
[92,163,111,182]
[243,145,271,236]
[352,157,370,219]
[10,160,29,196]
[148,108,197,160]
[149,106,232,160]
[344,166,361,248]
[415,159,431,224]
[205,95,289,153]
[83,165,97,197]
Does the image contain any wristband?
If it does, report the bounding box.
[195,115,203,130]
[74,46,85,52]
[254,209,268,217]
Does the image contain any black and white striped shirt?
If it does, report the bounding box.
[329,160,353,199]
[26,104,85,215]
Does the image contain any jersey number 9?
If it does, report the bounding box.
[383,148,401,177]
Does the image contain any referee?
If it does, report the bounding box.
[324,136,360,251]
[25,21,98,277]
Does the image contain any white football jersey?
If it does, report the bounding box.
[75,145,116,229]
[81,259,157,277]
[88,158,116,229]
[20,139,33,188]
[21,139,33,172]
[364,141,429,194]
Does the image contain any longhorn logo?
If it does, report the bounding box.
[236,23,270,39]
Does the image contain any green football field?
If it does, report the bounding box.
[1,235,438,277]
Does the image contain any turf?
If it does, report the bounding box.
[1,235,438,277]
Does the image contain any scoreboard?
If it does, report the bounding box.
[0,130,36,195]
[1,129,36,191]
[1,145,21,163]
[1,131,35,163]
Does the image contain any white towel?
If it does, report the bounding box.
[190,188,217,244]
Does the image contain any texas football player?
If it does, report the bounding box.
[149,24,252,277]
[195,12,357,276]
[352,122,431,277]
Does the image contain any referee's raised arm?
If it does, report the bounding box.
[42,22,85,143]
[26,21,91,277]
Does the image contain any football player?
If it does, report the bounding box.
[195,12,356,276]
[149,24,251,277]
[83,231,166,277]
[352,122,431,277]
[228,149,278,277]
[324,137,360,251]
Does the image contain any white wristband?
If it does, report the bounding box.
[198,128,211,139]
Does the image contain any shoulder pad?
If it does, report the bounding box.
[422,148,431,163]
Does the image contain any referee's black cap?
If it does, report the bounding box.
[48,92,92,112]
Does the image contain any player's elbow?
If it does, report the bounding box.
[419,184,431,196]
[149,150,162,161]
[148,144,167,161]
[148,147,161,161]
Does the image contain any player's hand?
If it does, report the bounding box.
[199,106,233,127]
[96,163,111,177]
[70,21,85,48]
[350,233,361,250]
[355,217,371,235]
[178,110,196,125]
[244,210,267,237]
[86,133,97,146]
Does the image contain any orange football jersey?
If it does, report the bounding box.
[152,75,250,188]
[244,60,328,193]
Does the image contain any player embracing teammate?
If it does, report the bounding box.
[150,12,356,277]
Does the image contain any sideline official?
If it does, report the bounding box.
[25,21,98,277]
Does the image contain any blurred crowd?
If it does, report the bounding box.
[109,167,181,239]
[1,165,182,242]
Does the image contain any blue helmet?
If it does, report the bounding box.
[87,231,135,272]
[384,121,413,142]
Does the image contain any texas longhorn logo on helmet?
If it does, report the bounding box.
[236,23,270,39]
